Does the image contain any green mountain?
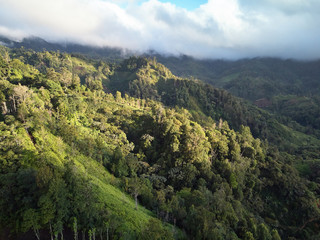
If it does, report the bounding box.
[153,55,320,136]
[0,35,128,62]
[4,36,319,137]
[105,56,320,156]
[0,46,320,240]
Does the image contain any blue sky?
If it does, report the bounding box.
[0,0,320,59]
[158,0,208,10]
[114,0,208,10]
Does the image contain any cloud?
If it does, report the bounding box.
[0,0,319,59]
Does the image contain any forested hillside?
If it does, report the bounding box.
[0,46,320,239]
[4,36,320,141]
[153,55,320,139]
[106,56,320,157]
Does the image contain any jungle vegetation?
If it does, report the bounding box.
[0,46,319,240]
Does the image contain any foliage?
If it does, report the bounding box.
[0,49,319,240]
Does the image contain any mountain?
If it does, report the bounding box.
[3,36,320,173]
[0,35,128,62]
[3,36,320,134]
[0,46,320,239]
[153,55,320,136]
[152,55,320,98]
[0,47,178,240]
[105,56,320,156]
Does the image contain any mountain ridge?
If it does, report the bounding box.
[0,44,320,239]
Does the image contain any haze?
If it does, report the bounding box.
[0,0,319,60]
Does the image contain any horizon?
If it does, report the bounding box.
[3,35,320,62]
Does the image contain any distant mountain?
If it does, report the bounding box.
[3,36,319,100]
[0,35,128,62]
[153,55,320,135]
[154,55,320,100]
[106,56,320,155]
[2,35,320,141]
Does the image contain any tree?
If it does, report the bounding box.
[22,208,41,240]
[140,218,174,240]
[12,84,31,112]
[72,74,81,89]
[110,146,128,177]
[128,177,144,210]
[116,91,122,102]
[59,67,73,87]
[257,223,271,240]
[48,176,69,240]
[46,68,61,82]
[73,217,78,240]
[271,229,281,240]
[85,75,103,91]
[244,231,255,240]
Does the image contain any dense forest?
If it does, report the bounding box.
[0,45,320,240]
[4,36,320,138]
[152,55,320,139]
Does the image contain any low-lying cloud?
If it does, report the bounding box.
[0,0,319,59]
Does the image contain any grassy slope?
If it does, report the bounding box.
[32,125,155,232]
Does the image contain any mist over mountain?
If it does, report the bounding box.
[1,0,320,60]
[1,1,320,239]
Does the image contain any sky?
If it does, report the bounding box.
[0,0,319,59]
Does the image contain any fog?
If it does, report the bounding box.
[0,0,319,59]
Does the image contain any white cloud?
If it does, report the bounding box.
[0,0,319,59]
[0,26,26,40]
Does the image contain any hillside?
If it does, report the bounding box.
[0,47,320,239]
[153,55,320,137]
[104,56,320,158]
[3,36,319,138]
[0,36,127,62]
[0,48,178,240]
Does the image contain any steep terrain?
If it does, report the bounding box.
[105,56,320,157]
[3,36,320,139]
[154,55,320,137]
[0,46,320,239]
